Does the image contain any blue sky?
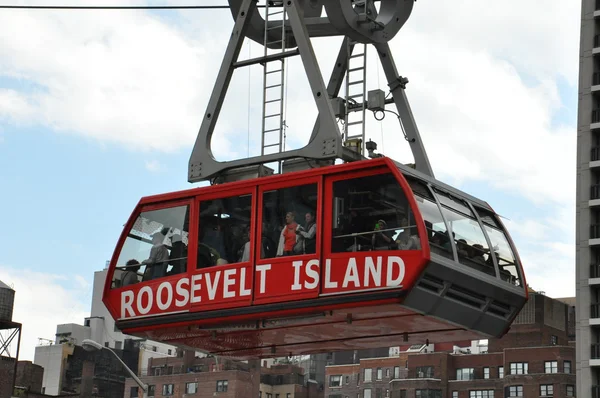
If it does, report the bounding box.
[0,0,580,360]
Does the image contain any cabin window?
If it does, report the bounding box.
[198,194,252,267]
[113,204,190,288]
[331,172,418,253]
[406,179,452,260]
[261,183,318,258]
[433,191,495,277]
[480,221,521,286]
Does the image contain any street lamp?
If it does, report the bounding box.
[82,339,148,398]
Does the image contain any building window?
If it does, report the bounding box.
[544,361,558,374]
[375,388,382,398]
[385,368,390,378]
[550,335,558,345]
[364,388,372,398]
[168,349,172,355]
[456,368,474,381]
[415,390,442,398]
[364,368,372,382]
[483,367,490,379]
[564,360,572,374]
[566,385,575,396]
[540,384,553,396]
[130,387,139,398]
[147,385,155,398]
[498,366,504,378]
[509,362,528,375]
[399,391,406,398]
[377,368,383,380]
[330,375,342,387]
[416,366,434,378]
[452,392,458,398]
[162,384,174,396]
[186,382,198,394]
[393,366,400,379]
[469,391,494,398]
[216,380,228,392]
[507,386,522,397]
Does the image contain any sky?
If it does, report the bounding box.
[0,0,582,361]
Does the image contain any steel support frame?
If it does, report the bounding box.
[189,0,352,183]
[189,0,434,182]
[0,321,22,394]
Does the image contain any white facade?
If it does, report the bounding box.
[33,266,178,393]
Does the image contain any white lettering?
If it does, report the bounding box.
[239,268,251,297]
[365,256,382,287]
[175,278,190,307]
[223,269,236,298]
[342,258,360,288]
[386,256,406,287]
[121,291,135,318]
[304,259,319,289]
[137,286,153,315]
[256,264,271,294]
[291,261,303,291]
[324,259,338,288]
[206,271,221,301]
[156,282,173,310]
[191,274,203,303]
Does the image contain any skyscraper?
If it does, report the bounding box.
[577,1,600,396]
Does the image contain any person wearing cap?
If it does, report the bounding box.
[372,219,394,250]
[141,232,170,281]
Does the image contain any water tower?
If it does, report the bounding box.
[0,279,21,398]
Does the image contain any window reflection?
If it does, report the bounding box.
[112,205,190,288]
[261,184,318,258]
[198,194,252,267]
[331,173,419,253]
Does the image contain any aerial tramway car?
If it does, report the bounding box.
[102,0,527,359]
[102,157,527,358]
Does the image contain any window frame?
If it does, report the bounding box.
[190,186,256,311]
[216,380,228,392]
[544,361,558,374]
[110,197,196,290]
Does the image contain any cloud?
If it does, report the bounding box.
[0,265,90,361]
[145,159,163,172]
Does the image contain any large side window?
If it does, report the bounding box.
[331,172,419,253]
[113,204,190,288]
[261,183,318,258]
[406,178,452,260]
[198,194,252,267]
[476,207,522,286]
[433,189,495,277]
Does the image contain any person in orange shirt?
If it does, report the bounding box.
[277,211,301,256]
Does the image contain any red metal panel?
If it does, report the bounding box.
[253,175,323,305]
[320,164,429,297]
[190,186,257,312]
[103,198,195,321]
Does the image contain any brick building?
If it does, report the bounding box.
[14,361,45,393]
[124,351,318,398]
[325,292,576,398]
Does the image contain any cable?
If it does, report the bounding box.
[0,4,266,10]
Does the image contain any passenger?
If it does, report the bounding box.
[297,212,317,254]
[372,219,394,250]
[456,239,469,257]
[277,211,301,256]
[168,234,187,276]
[197,228,220,268]
[396,219,421,250]
[240,230,266,262]
[121,259,141,287]
[142,232,170,281]
[470,244,486,264]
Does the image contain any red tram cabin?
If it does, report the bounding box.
[102,158,528,359]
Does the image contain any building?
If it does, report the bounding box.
[325,292,575,398]
[33,267,179,396]
[577,0,600,396]
[14,361,44,393]
[123,352,318,398]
